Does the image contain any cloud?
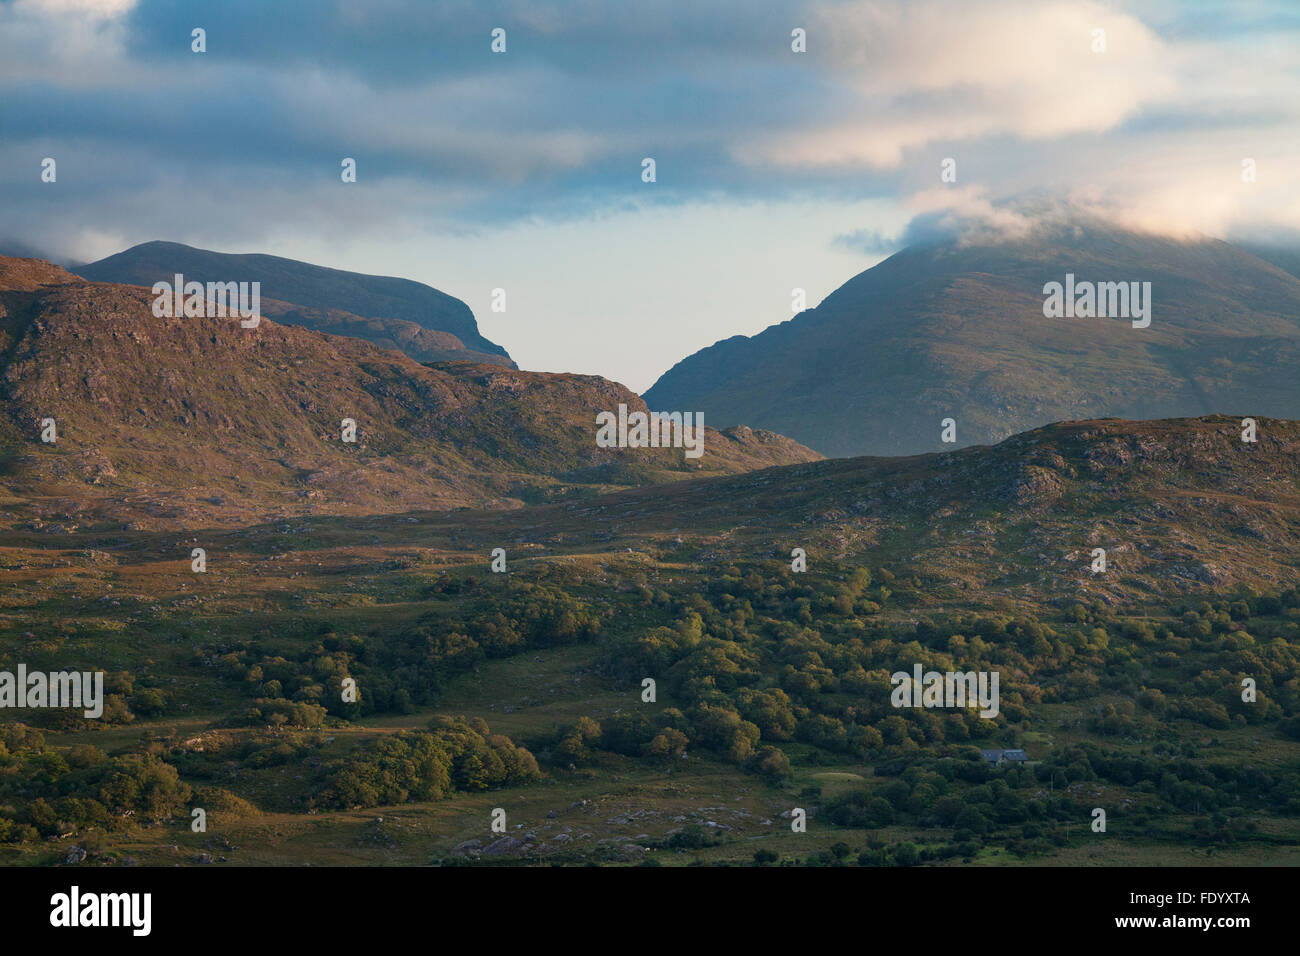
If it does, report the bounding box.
[742,0,1177,168]
[16,0,135,15]
[833,228,898,255]
[1,0,1297,288]
[0,0,137,86]
[897,187,1046,245]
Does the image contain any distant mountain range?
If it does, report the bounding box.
[76,240,514,367]
[0,256,819,530]
[644,226,1300,457]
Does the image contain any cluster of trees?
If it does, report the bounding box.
[8,553,1297,861]
[11,670,166,731]
[551,567,1300,807]
[317,716,539,809]
[0,724,193,842]
[547,706,787,777]
[243,697,328,729]
[1041,742,1300,816]
[824,758,1066,835]
[808,741,1294,859]
[206,576,603,720]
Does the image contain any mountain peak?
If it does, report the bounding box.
[76,241,514,366]
[644,231,1300,458]
[0,255,82,291]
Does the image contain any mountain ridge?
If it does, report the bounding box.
[443,413,1300,609]
[76,240,514,367]
[0,257,820,530]
[644,227,1300,457]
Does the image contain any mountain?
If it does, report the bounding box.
[0,257,819,530]
[0,255,81,291]
[245,294,511,367]
[449,414,1300,609]
[643,226,1300,458]
[76,240,515,367]
[1238,241,1300,283]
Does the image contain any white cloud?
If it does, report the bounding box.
[731,0,1300,242]
[744,0,1177,168]
[0,0,138,85]
[16,0,135,14]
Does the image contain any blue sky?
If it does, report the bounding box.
[2,0,1297,391]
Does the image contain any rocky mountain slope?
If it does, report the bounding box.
[438,414,1300,610]
[644,226,1300,457]
[0,257,819,530]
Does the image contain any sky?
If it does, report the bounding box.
[1,0,1298,392]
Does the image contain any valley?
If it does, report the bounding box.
[0,414,1296,866]
[0,244,1296,869]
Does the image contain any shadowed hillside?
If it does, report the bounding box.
[77,240,514,366]
[645,226,1300,457]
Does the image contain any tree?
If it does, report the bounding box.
[892,842,921,866]
[953,805,989,835]
[750,746,792,783]
[644,728,689,762]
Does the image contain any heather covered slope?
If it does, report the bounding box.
[0,258,820,529]
[440,414,1300,610]
[644,227,1300,457]
[252,293,511,367]
[0,255,81,292]
[77,240,514,366]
